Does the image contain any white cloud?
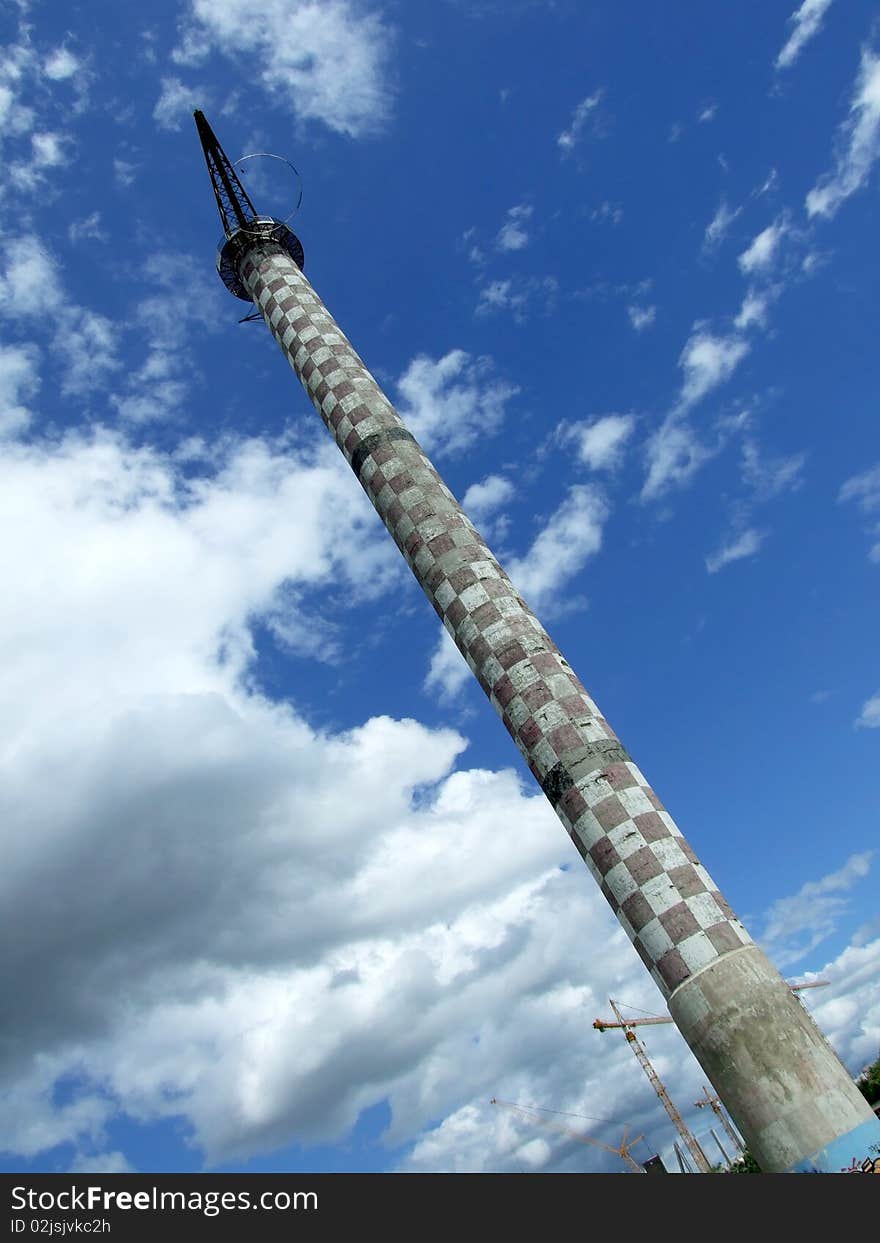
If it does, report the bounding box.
[565,414,635,472]
[734,290,770,331]
[627,305,655,332]
[761,852,873,967]
[855,692,880,729]
[641,419,717,502]
[776,0,835,71]
[43,48,81,81]
[698,103,717,124]
[0,431,656,1167]
[153,77,204,130]
[424,628,471,703]
[506,485,607,611]
[557,91,602,151]
[703,200,741,250]
[496,204,532,252]
[705,527,766,574]
[177,0,394,137]
[737,219,788,275]
[475,276,558,322]
[677,328,749,411]
[0,343,39,438]
[0,237,119,398]
[838,462,880,562]
[396,350,518,457]
[806,48,880,219]
[461,474,514,524]
[591,201,623,226]
[113,158,137,188]
[803,936,880,1076]
[69,212,107,244]
[741,440,806,499]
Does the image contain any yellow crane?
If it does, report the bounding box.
[593,982,829,1174]
[594,999,713,1173]
[490,1096,647,1173]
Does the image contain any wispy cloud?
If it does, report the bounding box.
[806,47,880,219]
[475,276,557,323]
[677,328,749,411]
[496,204,533,252]
[557,91,602,151]
[738,218,788,275]
[506,485,608,611]
[838,461,880,562]
[855,691,880,729]
[703,200,741,251]
[153,77,204,130]
[761,851,873,968]
[776,0,835,71]
[705,527,766,574]
[627,304,655,332]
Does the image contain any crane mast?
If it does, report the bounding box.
[605,999,712,1173]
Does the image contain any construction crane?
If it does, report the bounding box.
[594,999,713,1173]
[593,981,829,1036]
[592,982,829,1174]
[694,1085,744,1156]
[490,1097,647,1173]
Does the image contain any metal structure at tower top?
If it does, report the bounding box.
[194,109,303,302]
[192,110,880,1174]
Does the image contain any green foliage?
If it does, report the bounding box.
[855,1052,880,1106]
[725,1147,761,1173]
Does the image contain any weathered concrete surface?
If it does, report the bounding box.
[237,239,880,1172]
[669,944,880,1171]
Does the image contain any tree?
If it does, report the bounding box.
[856,1052,880,1107]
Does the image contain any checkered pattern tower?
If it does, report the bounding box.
[195,112,880,1173]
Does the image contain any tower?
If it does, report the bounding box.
[194,111,880,1173]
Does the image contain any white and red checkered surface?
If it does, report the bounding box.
[241,244,753,1000]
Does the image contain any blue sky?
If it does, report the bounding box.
[1,0,878,1175]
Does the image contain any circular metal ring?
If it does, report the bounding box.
[233,152,303,226]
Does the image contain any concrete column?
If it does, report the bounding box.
[238,240,880,1173]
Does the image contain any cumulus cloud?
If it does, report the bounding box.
[760,852,873,967]
[461,474,514,526]
[0,427,664,1168]
[396,350,518,458]
[557,91,602,151]
[176,0,394,137]
[43,48,81,81]
[705,527,766,574]
[496,204,533,252]
[806,48,880,219]
[855,692,880,729]
[776,0,835,71]
[563,414,635,473]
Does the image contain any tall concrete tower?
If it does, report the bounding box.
[195,112,880,1173]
